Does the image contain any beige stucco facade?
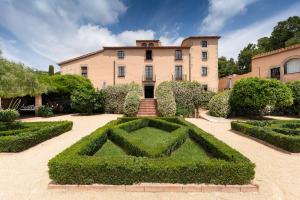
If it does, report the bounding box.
[59,36,220,97]
[219,44,300,91]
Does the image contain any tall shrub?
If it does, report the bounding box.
[0,109,20,122]
[208,90,231,118]
[287,81,300,115]
[123,91,141,117]
[230,78,293,117]
[155,83,176,116]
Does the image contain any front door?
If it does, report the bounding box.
[144,85,154,98]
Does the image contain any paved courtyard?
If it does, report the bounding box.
[0,114,299,200]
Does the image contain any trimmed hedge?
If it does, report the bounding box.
[123,90,141,117]
[0,109,20,122]
[231,120,300,152]
[48,117,255,185]
[155,83,176,116]
[0,121,73,152]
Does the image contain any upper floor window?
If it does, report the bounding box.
[202,40,208,47]
[201,66,208,76]
[284,58,300,74]
[175,65,183,80]
[202,51,208,61]
[142,43,147,47]
[175,50,182,60]
[145,65,153,80]
[81,66,88,77]
[148,43,154,47]
[117,50,125,59]
[146,50,152,60]
[118,66,125,77]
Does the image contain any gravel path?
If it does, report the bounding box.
[0,115,299,200]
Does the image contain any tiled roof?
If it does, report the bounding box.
[252,44,300,59]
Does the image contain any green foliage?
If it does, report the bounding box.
[123,90,142,117]
[197,91,216,109]
[230,78,293,116]
[48,117,255,185]
[0,109,20,122]
[231,120,300,152]
[48,65,55,75]
[208,90,231,118]
[71,89,105,114]
[237,43,260,74]
[0,121,72,152]
[0,58,46,98]
[218,56,240,78]
[37,105,54,117]
[155,82,176,116]
[102,83,142,114]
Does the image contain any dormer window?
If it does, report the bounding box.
[148,43,154,47]
[117,50,124,59]
[142,43,147,47]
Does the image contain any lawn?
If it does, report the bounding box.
[231,120,300,152]
[0,121,73,152]
[49,117,255,185]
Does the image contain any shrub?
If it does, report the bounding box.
[198,91,216,109]
[155,83,176,116]
[102,83,142,114]
[123,91,141,117]
[287,81,300,115]
[48,117,255,185]
[0,121,72,152]
[0,109,20,122]
[208,90,231,118]
[231,120,300,152]
[71,89,105,114]
[230,78,293,117]
[37,105,54,117]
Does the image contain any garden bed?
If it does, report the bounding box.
[48,117,255,185]
[0,121,73,152]
[231,120,300,153]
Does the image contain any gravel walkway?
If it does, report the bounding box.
[0,115,299,200]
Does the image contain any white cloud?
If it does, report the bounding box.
[200,0,257,34]
[219,2,300,59]
[159,36,183,46]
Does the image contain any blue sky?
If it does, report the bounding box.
[0,0,299,71]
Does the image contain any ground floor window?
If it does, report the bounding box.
[270,67,280,80]
[118,66,125,77]
[284,58,300,74]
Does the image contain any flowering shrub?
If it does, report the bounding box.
[208,90,231,118]
[124,91,142,117]
[155,83,176,116]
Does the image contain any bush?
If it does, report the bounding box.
[231,120,300,152]
[198,91,216,109]
[0,109,20,122]
[0,121,72,152]
[208,90,231,118]
[287,81,300,115]
[37,105,54,117]
[102,83,142,114]
[123,91,141,117]
[155,83,176,116]
[71,89,105,114]
[230,78,293,117]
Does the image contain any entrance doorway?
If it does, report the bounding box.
[144,85,154,98]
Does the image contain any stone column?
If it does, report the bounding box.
[35,94,42,116]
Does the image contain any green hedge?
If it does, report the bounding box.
[208,90,231,118]
[155,83,176,116]
[231,120,300,152]
[48,117,254,185]
[123,90,142,117]
[0,121,73,152]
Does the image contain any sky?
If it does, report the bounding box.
[0,0,299,71]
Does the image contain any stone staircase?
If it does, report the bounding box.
[137,99,158,116]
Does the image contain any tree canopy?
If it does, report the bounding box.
[218,56,240,78]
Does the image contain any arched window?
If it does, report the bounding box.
[284,58,300,74]
[142,43,147,47]
[148,43,154,47]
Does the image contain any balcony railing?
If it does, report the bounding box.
[142,74,156,82]
[172,74,187,81]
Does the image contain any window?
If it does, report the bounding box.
[81,66,88,77]
[202,51,208,60]
[118,66,125,77]
[202,40,208,47]
[175,50,182,60]
[146,50,152,60]
[201,66,208,76]
[202,84,208,91]
[270,67,280,80]
[142,43,147,47]
[148,43,154,47]
[117,50,124,59]
[145,66,153,80]
[175,65,183,80]
[284,58,300,74]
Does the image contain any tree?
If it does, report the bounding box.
[269,16,300,50]
[48,65,54,75]
[285,31,300,47]
[230,78,293,117]
[218,56,239,77]
[237,44,259,74]
[257,37,271,52]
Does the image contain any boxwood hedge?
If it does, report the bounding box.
[49,117,255,185]
[0,121,73,152]
[231,120,300,152]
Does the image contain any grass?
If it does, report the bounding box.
[94,140,127,157]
